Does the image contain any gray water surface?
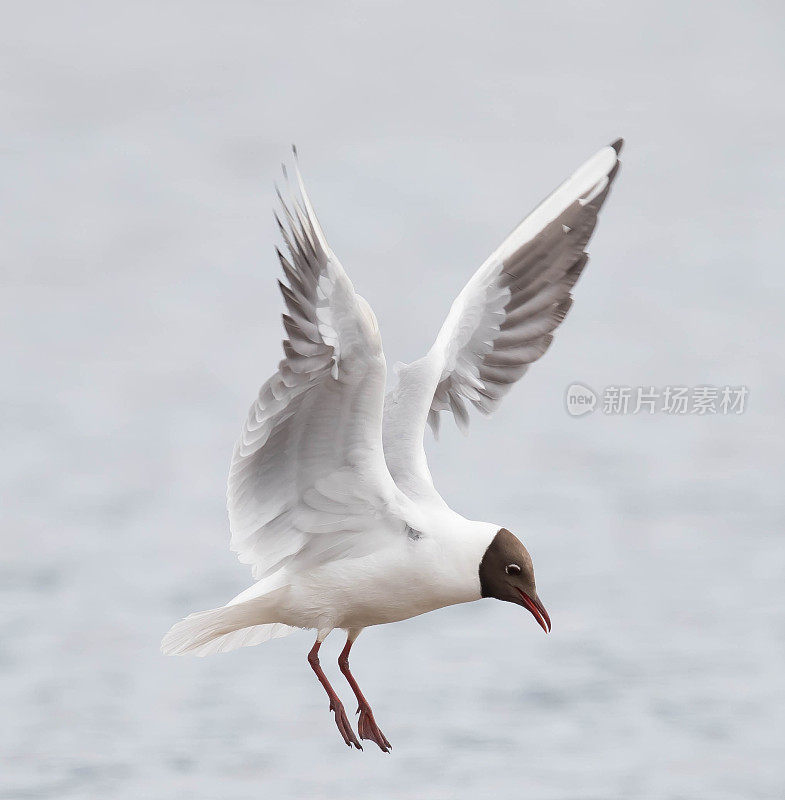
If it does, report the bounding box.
[2,2,784,798]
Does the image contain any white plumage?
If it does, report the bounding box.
[161,140,622,750]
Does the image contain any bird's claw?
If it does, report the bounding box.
[330,700,362,750]
[357,703,392,753]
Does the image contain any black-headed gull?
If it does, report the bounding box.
[162,140,623,751]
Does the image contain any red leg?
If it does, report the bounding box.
[308,639,362,750]
[338,634,392,752]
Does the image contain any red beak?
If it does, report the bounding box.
[516,589,551,633]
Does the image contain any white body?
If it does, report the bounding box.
[161,142,622,656]
[241,511,499,632]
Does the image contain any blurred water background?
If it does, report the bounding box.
[2,2,784,797]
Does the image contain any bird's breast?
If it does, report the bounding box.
[284,537,484,630]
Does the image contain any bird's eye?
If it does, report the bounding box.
[505,564,522,575]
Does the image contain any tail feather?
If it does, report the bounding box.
[161,600,296,657]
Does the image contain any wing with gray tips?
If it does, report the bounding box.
[228,152,408,581]
[383,141,623,500]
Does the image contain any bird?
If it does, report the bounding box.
[161,139,623,752]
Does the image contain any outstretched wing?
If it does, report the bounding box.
[228,153,407,582]
[383,140,623,500]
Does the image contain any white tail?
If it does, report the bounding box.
[161,599,295,657]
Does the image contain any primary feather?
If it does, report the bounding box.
[383,140,623,500]
[226,154,405,584]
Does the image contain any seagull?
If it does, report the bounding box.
[162,139,623,752]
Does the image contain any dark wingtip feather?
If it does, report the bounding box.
[611,138,624,155]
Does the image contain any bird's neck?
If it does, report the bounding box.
[427,511,500,603]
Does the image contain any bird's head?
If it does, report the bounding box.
[479,528,550,633]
